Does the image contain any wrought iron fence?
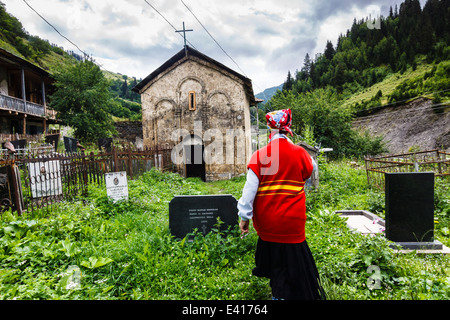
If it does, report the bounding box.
[365,149,450,189]
[0,146,175,216]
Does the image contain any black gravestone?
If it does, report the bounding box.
[64,137,78,153]
[385,172,435,243]
[169,195,238,239]
[11,139,26,150]
[45,134,60,152]
[98,138,113,152]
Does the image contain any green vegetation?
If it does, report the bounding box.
[0,162,448,300]
[0,2,141,121]
[1,0,448,300]
[279,0,449,99]
[0,2,76,74]
[269,87,387,158]
[105,72,142,121]
[49,60,117,143]
[388,60,450,104]
[264,0,450,159]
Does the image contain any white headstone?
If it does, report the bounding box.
[105,171,128,202]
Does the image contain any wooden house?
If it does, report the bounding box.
[0,47,57,139]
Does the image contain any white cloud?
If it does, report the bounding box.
[2,0,424,92]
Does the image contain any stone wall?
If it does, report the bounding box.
[114,121,143,142]
[140,57,252,181]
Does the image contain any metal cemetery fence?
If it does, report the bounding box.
[0,146,174,216]
[365,149,450,189]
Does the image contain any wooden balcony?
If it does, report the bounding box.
[0,93,56,119]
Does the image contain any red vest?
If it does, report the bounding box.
[247,138,313,243]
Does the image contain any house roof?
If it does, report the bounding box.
[0,47,52,78]
[132,46,256,105]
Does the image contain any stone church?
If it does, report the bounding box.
[132,46,256,181]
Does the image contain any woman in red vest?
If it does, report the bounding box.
[238,109,325,300]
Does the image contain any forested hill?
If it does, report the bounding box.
[0,3,141,120]
[276,0,449,109]
[260,0,449,158]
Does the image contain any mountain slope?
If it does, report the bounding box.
[353,97,449,153]
[255,84,283,104]
[0,3,141,120]
[275,0,450,111]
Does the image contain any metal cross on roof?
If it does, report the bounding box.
[175,22,193,55]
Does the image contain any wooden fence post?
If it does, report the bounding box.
[10,163,24,216]
[436,150,442,175]
[112,147,118,172]
[81,154,88,195]
[127,148,133,179]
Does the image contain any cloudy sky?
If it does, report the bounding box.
[2,0,426,94]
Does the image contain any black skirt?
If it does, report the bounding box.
[252,238,326,300]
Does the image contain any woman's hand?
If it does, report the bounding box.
[239,220,250,238]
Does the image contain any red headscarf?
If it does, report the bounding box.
[265,109,293,136]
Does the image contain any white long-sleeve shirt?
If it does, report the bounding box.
[237,134,317,222]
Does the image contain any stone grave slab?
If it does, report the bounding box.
[336,210,385,235]
[45,134,60,151]
[11,139,26,150]
[335,209,449,254]
[169,195,238,239]
[98,138,113,152]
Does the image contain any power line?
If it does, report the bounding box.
[143,0,196,50]
[353,103,449,122]
[351,88,450,114]
[180,0,248,78]
[179,0,273,108]
[22,0,89,58]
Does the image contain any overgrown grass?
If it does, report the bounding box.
[0,162,448,300]
[305,160,450,299]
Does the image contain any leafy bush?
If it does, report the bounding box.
[270,88,387,158]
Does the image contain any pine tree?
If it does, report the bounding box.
[121,78,128,99]
[301,53,312,78]
[282,71,294,91]
[333,62,347,92]
[324,41,335,60]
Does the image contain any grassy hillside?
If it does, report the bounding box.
[0,3,141,121]
[343,60,437,107]
[275,0,450,113]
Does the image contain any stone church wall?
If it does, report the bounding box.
[140,58,252,181]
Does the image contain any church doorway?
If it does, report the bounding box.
[184,135,206,181]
